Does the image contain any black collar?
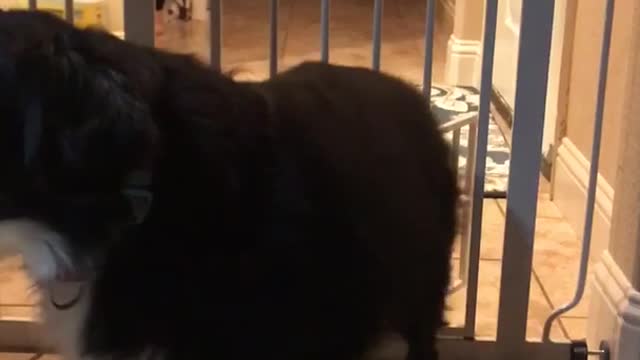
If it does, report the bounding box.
[50,171,153,311]
[122,170,153,225]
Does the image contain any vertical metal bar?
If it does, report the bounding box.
[542,0,615,342]
[269,0,278,77]
[458,122,474,284]
[450,128,461,171]
[422,0,435,97]
[451,123,467,295]
[462,0,498,339]
[209,0,223,71]
[28,0,37,10]
[496,0,555,349]
[371,0,383,71]
[64,0,74,23]
[320,0,330,63]
[123,0,155,47]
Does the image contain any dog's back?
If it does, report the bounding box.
[251,62,458,359]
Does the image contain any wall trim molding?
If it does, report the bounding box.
[552,137,613,261]
[589,250,640,360]
[444,35,481,87]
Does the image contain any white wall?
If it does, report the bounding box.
[543,0,568,158]
[492,0,567,156]
[492,0,520,109]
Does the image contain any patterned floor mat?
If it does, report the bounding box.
[430,85,510,194]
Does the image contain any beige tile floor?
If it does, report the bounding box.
[0,0,591,355]
[444,182,590,342]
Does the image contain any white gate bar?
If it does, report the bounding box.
[64,0,73,22]
[462,0,498,339]
[371,0,383,71]
[123,0,154,47]
[320,0,330,63]
[496,0,555,347]
[269,0,278,77]
[542,0,615,342]
[28,0,36,10]
[209,0,222,71]
[421,0,435,97]
[437,338,570,360]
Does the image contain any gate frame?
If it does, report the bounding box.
[0,1,616,359]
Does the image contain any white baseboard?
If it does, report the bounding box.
[588,250,640,360]
[444,35,481,87]
[552,137,613,262]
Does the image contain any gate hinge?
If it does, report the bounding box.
[571,340,610,360]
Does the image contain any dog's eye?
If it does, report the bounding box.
[0,194,11,206]
[0,194,18,218]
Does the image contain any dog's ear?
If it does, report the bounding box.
[51,64,157,223]
[56,65,158,176]
[0,38,16,106]
[17,31,82,170]
[18,35,157,184]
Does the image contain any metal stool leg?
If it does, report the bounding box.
[460,121,478,285]
[448,120,478,295]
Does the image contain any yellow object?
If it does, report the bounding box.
[10,0,105,28]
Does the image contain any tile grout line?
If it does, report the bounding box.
[532,270,571,340]
[494,198,572,339]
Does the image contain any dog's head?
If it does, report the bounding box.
[0,11,158,269]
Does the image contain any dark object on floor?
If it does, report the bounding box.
[484,190,507,199]
[167,0,192,21]
[0,10,458,360]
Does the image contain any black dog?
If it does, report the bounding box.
[0,10,457,360]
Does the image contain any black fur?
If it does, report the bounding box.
[0,10,457,360]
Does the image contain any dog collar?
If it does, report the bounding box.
[122,170,153,225]
[50,268,90,311]
[48,170,152,311]
[49,171,152,310]
[50,279,86,311]
[55,269,88,282]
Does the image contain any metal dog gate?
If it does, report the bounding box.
[0,0,615,359]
